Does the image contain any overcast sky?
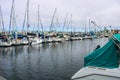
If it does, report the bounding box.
[1,0,120,31]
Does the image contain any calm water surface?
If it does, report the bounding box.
[0,38,108,80]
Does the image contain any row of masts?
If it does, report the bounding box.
[0,0,103,33]
[0,0,112,47]
[0,0,44,33]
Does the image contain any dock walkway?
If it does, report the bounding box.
[0,76,6,80]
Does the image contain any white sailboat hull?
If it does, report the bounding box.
[0,41,12,47]
[12,39,28,46]
[31,38,43,45]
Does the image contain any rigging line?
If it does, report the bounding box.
[49,8,57,31]
[9,0,17,32]
[38,5,43,32]
[23,0,30,31]
[12,4,17,31]
[22,6,27,31]
[27,0,29,32]
[70,14,72,32]
[62,14,68,31]
[27,0,29,26]
[9,0,14,33]
[0,4,5,31]
[38,5,40,32]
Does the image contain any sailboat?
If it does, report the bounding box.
[0,4,12,47]
[12,32,28,46]
[9,0,28,46]
[71,34,120,80]
[30,5,43,45]
[62,14,71,41]
[48,8,63,42]
[31,36,43,45]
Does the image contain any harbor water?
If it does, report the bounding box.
[0,38,108,80]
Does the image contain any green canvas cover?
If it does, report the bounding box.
[84,34,120,69]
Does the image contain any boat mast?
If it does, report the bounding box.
[9,0,17,33]
[49,8,57,32]
[37,5,43,32]
[67,14,72,33]
[27,0,29,32]
[22,0,29,32]
[70,14,72,33]
[89,19,91,33]
[62,14,68,32]
[22,6,27,31]
[37,5,40,32]
[0,4,4,32]
[9,0,14,33]
[84,18,87,34]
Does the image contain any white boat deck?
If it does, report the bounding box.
[71,66,120,80]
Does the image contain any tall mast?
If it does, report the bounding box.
[68,14,72,32]
[0,4,4,31]
[62,14,68,31]
[70,14,72,32]
[56,16,59,31]
[38,5,43,32]
[89,19,91,33]
[38,5,40,32]
[84,18,86,34]
[49,8,57,32]
[9,0,14,33]
[27,0,29,32]
[9,0,17,33]
[22,7,27,31]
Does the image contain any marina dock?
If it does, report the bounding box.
[0,76,6,80]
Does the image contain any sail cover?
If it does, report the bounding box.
[84,34,120,68]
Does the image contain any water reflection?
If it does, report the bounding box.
[0,38,108,80]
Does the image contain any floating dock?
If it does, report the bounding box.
[0,76,6,80]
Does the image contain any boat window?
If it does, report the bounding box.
[74,74,120,80]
